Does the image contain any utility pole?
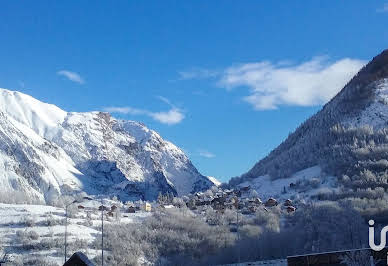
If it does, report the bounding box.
[101,198,104,266]
[236,198,240,264]
[64,199,78,263]
[64,204,68,264]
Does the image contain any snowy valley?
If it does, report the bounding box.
[3,49,388,266]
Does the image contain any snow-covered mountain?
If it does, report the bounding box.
[231,49,388,200]
[0,89,215,204]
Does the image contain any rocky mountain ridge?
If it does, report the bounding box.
[0,88,215,204]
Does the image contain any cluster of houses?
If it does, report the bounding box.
[76,200,152,219]
[183,186,297,215]
[74,185,297,219]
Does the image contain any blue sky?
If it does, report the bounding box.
[0,1,387,182]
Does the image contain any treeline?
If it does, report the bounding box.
[232,53,388,194]
[97,201,367,265]
[230,124,388,197]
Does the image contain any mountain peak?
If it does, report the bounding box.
[298,49,388,130]
[0,88,215,203]
[0,88,67,137]
[354,49,388,83]
[328,49,388,109]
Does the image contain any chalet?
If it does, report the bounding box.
[213,202,226,212]
[248,197,262,205]
[264,198,278,207]
[212,196,226,205]
[195,192,204,198]
[98,205,109,211]
[254,198,262,205]
[196,200,211,206]
[284,199,293,206]
[160,204,175,209]
[227,196,237,204]
[111,205,118,211]
[287,206,296,213]
[195,193,213,206]
[224,189,234,196]
[143,202,152,212]
[215,192,225,198]
[107,211,114,217]
[225,197,238,209]
[127,206,136,213]
[186,199,196,210]
[63,252,94,266]
[240,186,251,192]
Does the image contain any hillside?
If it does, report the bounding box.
[231,49,388,208]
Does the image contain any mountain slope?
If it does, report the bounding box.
[232,49,388,195]
[0,89,215,204]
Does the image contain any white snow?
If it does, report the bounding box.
[0,202,151,265]
[239,166,339,202]
[207,176,221,186]
[0,88,213,203]
[343,78,388,129]
[0,88,67,138]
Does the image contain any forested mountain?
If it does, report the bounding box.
[230,50,388,211]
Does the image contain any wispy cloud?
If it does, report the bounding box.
[218,56,365,110]
[103,97,185,125]
[149,109,184,125]
[57,70,85,84]
[377,3,388,12]
[102,106,145,115]
[198,150,216,158]
[178,68,219,80]
[18,81,25,89]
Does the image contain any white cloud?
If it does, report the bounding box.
[103,97,185,125]
[198,150,216,158]
[377,3,388,12]
[218,56,365,110]
[57,70,85,84]
[102,106,146,115]
[149,109,184,125]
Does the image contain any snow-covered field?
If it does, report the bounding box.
[238,166,339,202]
[0,202,151,265]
